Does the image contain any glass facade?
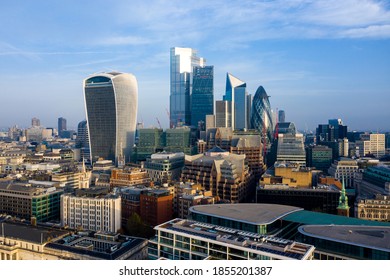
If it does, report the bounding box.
[84,72,138,163]
[223,73,248,130]
[170,47,204,128]
[250,86,273,144]
[190,66,214,128]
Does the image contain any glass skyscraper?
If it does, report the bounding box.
[190,65,214,129]
[223,73,249,130]
[250,85,273,144]
[170,47,204,128]
[83,72,138,164]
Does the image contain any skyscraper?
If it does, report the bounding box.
[190,66,214,129]
[170,47,205,128]
[83,72,138,164]
[223,73,249,130]
[31,117,40,127]
[250,85,273,144]
[278,110,285,123]
[58,117,67,136]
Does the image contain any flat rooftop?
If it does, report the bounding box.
[0,220,69,244]
[190,204,303,225]
[298,225,390,252]
[156,219,314,260]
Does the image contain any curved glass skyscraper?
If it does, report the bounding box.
[250,86,273,144]
[83,72,138,164]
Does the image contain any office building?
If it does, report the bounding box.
[140,189,173,227]
[190,66,214,128]
[110,167,151,187]
[134,128,165,162]
[31,117,40,127]
[148,218,315,260]
[83,72,138,164]
[188,203,390,260]
[61,191,121,233]
[144,152,185,184]
[328,158,358,188]
[0,181,63,222]
[165,127,196,155]
[278,110,285,123]
[223,73,249,130]
[355,165,390,197]
[215,100,232,128]
[181,147,253,203]
[250,86,273,144]
[306,145,333,173]
[363,134,386,158]
[170,47,205,128]
[58,117,67,137]
[276,133,306,166]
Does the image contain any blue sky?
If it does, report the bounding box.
[0,0,389,132]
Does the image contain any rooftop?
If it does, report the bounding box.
[298,225,390,252]
[156,219,314,260]
[0,220,69,244]
[283,210,390,227]
[190,204,303,226]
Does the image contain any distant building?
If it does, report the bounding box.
[31,117,40,127]
[306,145,333,173]
[328,158,358,188]
[144,152,185,184]
[355,165,390,198]
[215,100,232,128]
[260,162,313,188]
[223,73,250,130]
[61,191,121,233]
[278,110,285,123]
[191,66,214,128]
[170,47,204,128]
[363,134,386,158]
[165,127,196,155]
[250,86,273,144]
[119,185,151,227]
[276,133,306,166]
[58,117,67,137]
[0,181,63,222]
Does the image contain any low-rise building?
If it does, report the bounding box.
[110,167,151,187]
[148,218,315,260]
[328,157,358,188]
[356,194,390,222]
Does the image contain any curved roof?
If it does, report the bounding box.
[254,85,268,99]
[189,203,303,225]
[298,225,390,252]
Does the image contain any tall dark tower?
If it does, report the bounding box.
[190,66,214,129]
[58,117,67,136]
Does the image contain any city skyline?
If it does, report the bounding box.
[0,0,390,131]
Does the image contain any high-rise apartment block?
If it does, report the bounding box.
[170,47,204,128]
[83,72,138,164]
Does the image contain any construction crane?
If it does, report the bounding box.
[156,117,162,129]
